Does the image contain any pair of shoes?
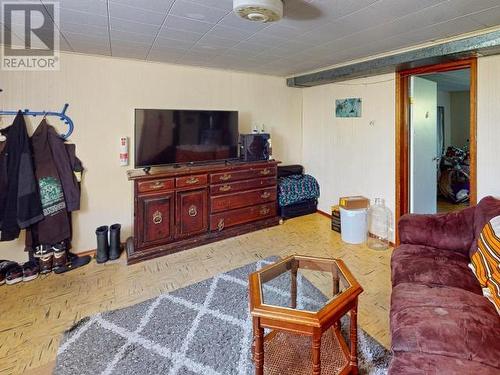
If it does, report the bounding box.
[21,261,39,282]
[35,242,68,274]
[95,224,121,264]
[0,260,18,285]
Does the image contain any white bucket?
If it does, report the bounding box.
[340,207,368,244]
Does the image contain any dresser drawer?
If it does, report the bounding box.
[210,187,277,213]
[176,174,208,188]
[137,178,174,193]
[211,177,276,195]
[210,166,276,184]
[210,203,276,231]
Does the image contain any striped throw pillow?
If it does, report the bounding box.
[470,215,500,313]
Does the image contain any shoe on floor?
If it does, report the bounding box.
[52,246,68,271]
[22,261,39,282]
[33,244,53,258]
[0,260,18,286]
[39,254,53,275]
[5,263,23,285]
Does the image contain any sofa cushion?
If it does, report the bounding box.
[391,244,482,294]
[389,352,500,375]
[391,283,500,369]
[470,196,500,257]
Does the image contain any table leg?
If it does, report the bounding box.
[253,318,264,375]
[291,259,298,309]
[312,334,321,375]
[350,303,359,375]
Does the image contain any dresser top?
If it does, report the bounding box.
[127,160,281,180]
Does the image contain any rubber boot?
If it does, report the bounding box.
[108,224,122,261]
[95,226,109,264]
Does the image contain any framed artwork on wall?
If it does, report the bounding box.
[335,98,362,117]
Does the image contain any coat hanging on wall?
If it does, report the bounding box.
[0,112,43,241]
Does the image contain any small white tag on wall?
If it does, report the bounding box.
[120,136,129,166]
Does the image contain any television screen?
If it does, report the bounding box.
[135,109,239,168]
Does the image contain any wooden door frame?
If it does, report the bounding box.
[395,58,477,243]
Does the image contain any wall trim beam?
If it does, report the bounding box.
[287,30,500,87]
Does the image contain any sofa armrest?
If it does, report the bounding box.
[398,206,475,253]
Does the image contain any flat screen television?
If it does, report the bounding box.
[135,109,239,168]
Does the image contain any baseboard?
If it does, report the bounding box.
[317,209,331,218]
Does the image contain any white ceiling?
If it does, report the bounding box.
[2,0,500,76]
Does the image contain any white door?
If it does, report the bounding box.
[410,76,438,214]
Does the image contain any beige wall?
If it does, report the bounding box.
[301,74,396,236]
[449,90,470,149]
[477,55,500,200]
[0,52,303,262]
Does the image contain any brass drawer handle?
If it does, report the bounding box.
[260,168,271,176]
[219,185,232,192]
[261,191,271,199]
[151,181,164,190]
[219,174,231,181]
[188,205,198,217]
[185,177,199,185]
[259,207,270,216]
[152,210,163,225]
[217,218,225,231]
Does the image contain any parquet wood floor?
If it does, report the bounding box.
[0,213,392,375]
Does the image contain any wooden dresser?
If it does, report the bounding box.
[127,161,280,264]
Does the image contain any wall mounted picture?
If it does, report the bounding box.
[335,98,362,118]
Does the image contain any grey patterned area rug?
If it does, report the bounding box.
[55,258,390,375]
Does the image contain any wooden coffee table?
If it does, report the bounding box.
[249,255,363,375]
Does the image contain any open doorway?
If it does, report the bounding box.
[395,59,477,230]
[412,69,471,213]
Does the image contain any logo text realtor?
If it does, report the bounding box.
[1,1,60,71]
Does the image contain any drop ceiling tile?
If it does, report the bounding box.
[159,27,203,42]
[111,42,150,59]
[190,43,228,55]
[469,6,500,27]
[259,24,304,39]
[219,12,269,32]
[165,15,214,34]
[70,40,110,55]
[148,45,187,59]
[110,17,161,35]
[147,50,184,63]
[59,8,108,28]
[169,1,229,24]
[188,0,233,11]
[206,24,255,41]
[63,30,109,46]
[110,29,155,44]
[155,36,196,50]
[56,0,107,14]
[109,0,175,12]
[230,41,273,54]
[198,34,239,48]
[60,22,108,38]
[108,2,166,25]
[225,47,273,60]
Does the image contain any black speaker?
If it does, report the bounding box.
[239,133,270,161]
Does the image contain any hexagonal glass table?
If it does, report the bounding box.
[249,255,363,375]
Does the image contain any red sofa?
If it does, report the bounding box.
[389,196,500,374]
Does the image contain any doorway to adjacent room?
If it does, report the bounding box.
[396,59,477,228]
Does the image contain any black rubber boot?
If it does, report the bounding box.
[108,223,122,261]
[95,226,109,264]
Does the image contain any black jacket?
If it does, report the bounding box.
[26,120,72,246]
[0,112,43,241]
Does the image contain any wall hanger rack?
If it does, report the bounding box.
[0,103,74,139]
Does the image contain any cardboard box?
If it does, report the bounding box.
[339,196,370,210]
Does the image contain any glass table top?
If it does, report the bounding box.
[258,256,351,313]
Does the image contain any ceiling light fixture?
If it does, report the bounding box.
[233,0,283,23]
